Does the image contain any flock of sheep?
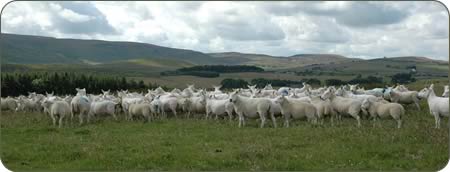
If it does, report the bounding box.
[1,83,449,129]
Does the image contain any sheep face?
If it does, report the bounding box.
[361,99,371,110]
[229,92,237,103]
[321,88,334,100]
[418,88,431,99]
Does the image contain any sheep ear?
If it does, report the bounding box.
[430,84,434,89]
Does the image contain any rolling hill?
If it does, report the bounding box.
[0,33,447,78]
[208,52,361,69]
[0,33,222,65]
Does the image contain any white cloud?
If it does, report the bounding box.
[1,1,448,60]
[59,8,93,23]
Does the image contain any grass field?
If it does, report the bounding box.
[1,100,449,171]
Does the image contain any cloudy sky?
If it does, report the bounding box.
[1,1,449,60]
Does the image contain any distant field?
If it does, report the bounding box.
[132,72,359,88]
[1,100,448,171]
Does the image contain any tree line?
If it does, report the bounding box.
[1,72,161,97]
[161,65,265,78]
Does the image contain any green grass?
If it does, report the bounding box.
[1,100,448,171]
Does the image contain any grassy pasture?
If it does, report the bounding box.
[1,100,449,171]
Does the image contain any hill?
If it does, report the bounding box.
[208,52,360,69]
[0,34,222,65]
[1,34,447,79]
[283,56,448,79]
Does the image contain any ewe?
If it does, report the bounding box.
[320,87,364,127]
[42,99,71,128]
[388,90,421,110]
[128,103,153,122]
[206,95,234,121]
[310,96,337,125]
[361,98,404,128]
[89,100,119,122]
[71,89,91,125]
[274,96,317,127]
[229,90,273,128]
[418,84,449,128]
[1,97,18,112]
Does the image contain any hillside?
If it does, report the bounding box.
[208,52,360,69]
[283,56,448,79]
[0,34,222,65]
[0,34,447,78]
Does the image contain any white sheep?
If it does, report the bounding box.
[185,93,207,117]
[89,100,119,122]
[418,84,449,128]
[206,96,234,121]
[154,94,179,118]
[1,97,18,112]
[310,96,337,125]
[320,87,364,127]
[274,96,317,127]
[70,95,91,125]
[361,98,404,128]
[128,103,153,122]
[389,90,421,110]
[42,100,71,128]
[229,90,273,128]
[442,85,449,97]
[16,97,41,112]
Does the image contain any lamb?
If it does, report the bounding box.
[42,100,71,128]
[442,85,449,97]
[361,98,404,128]
[274,96,317,127]
[229,90,273,128]
[418,84,449,128]
[389,90,421,110]
[320,87,363,127]
[128,103,153,122]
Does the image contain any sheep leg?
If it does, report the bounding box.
[238,113,244,128]
[172,108,178,119]
[79,114,84,125]
[330,115,334,127]
[227,112,233,122]
[112,113,118,121]
[205,110,210,120]
[397,119,402,129]
[284,114,290,128]
[270,113,277,128]
[59,115,64,128]
[414,101,421,111]
[372,116,377,128]
[51,114,57,126]
[433,112,440,129]
[87,113,92,123]
[259,113,266,128]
